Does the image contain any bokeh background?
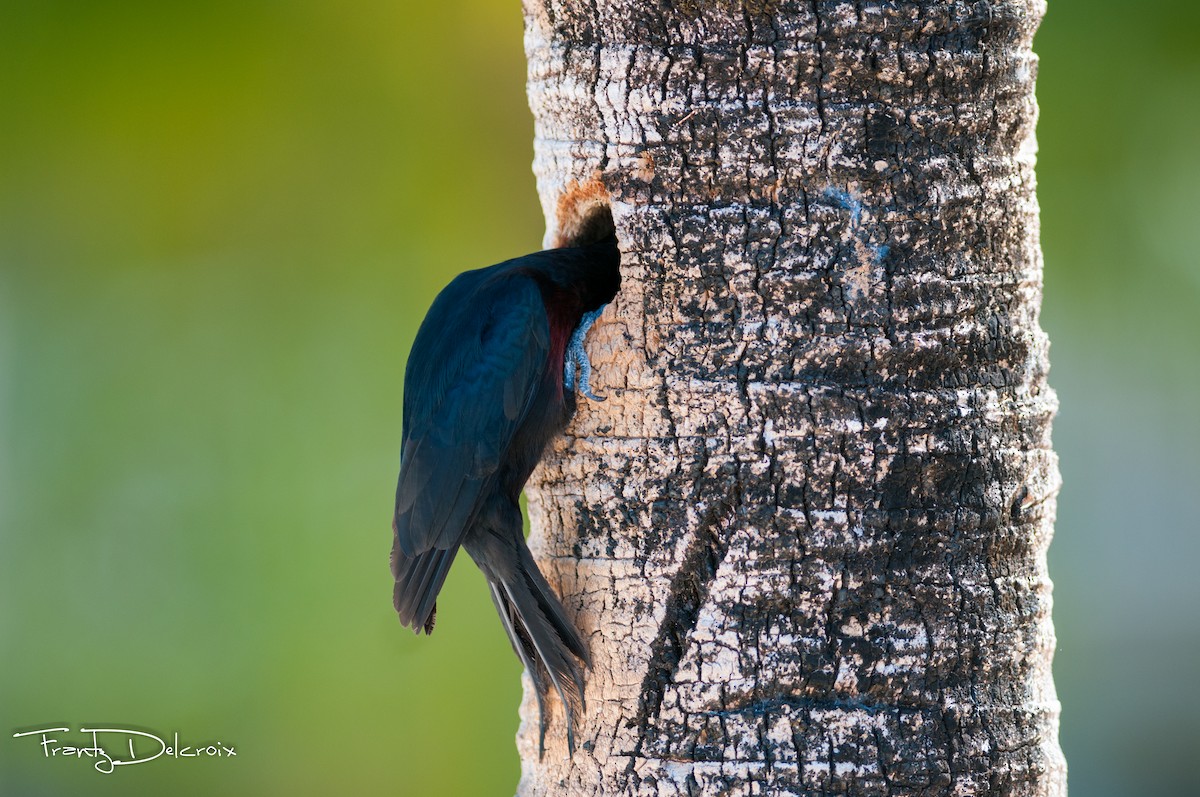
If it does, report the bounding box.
[1,1,1196,795]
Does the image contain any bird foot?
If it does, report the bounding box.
[563,305,608,401]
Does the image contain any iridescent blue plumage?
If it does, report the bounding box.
[390,232,620,756]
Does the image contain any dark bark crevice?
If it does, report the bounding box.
[628,486,740,757]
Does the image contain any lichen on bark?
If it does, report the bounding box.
[519,2,1064,795]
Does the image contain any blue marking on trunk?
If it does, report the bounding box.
[823,187,890,263]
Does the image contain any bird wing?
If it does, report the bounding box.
[392,272,549,557]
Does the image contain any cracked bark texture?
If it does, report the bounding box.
[519,1,1063,795]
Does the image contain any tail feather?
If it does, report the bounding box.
[392,541,458,634]
[485,554,589,756]
[488,582,550,753]
[515,544,591,667]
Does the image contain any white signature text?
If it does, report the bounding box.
[12,726,237,774]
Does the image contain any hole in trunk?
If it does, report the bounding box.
[559,204,615,249]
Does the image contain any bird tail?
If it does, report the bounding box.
[473,538,590,756]
[391,536,459,635]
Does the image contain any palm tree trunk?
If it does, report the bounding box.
[520,1,1064,795]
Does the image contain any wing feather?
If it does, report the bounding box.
[392,273,549,557]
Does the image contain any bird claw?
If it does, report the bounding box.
[564,305,608,401]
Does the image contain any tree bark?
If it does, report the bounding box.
[520,2,1063,795]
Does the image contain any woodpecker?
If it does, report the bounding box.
[391,229,620,754]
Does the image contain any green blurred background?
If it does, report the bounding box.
[1,2,1196,795]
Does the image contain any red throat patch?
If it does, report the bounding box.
[544,292,578,398]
